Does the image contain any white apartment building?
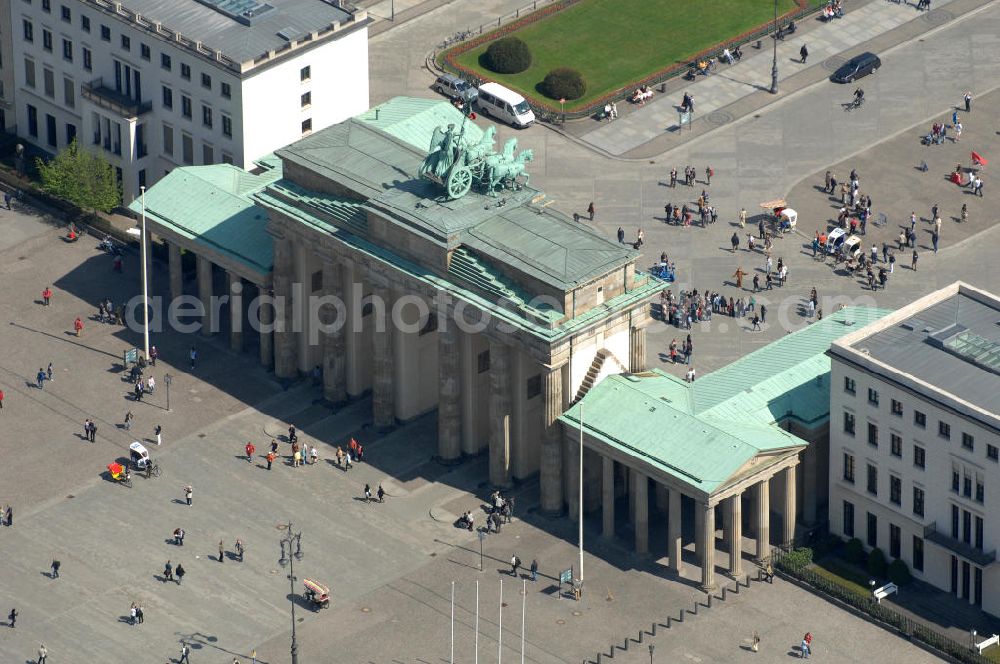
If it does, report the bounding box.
[10,0,370,202]
[828,282,1000,616]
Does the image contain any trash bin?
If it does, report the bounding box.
[660,82,667,93]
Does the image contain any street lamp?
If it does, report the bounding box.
[126,185,150,361]
[278,523,304,664]
[770,0,779,94]
[164,373,173,411]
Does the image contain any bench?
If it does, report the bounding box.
[872,582,898,603]
[977,634,1000,654]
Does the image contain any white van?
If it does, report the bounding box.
[475,82,535,128]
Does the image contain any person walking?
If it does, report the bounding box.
[730,232,739,253]
[37,643,48,664]
[309,446,318,465]
[510,554,521,577]
[266,451,276,470]
[50,560,60,579]
[731,267,747,289]
[705,166,713,184]
[73,317,83,337]
[799,44,808,63]
[364,484,373,503]
[587,202,595,221]
[911,249,919,271]
[124,410,134,431]
[617,226,624,243]
[184,485,193,506]
[235,539,245,562]
[0,388,4,411]
[88,420,97,442]
[245,441,255,463]
[180,644,191,663]
[136,606,144,624]
[218,540,225,563]
[530,559,538,582]
[174,527,185,546]
[36,368,46,389]
[377,484,385,503]
[164,560,173,582]
[964,90,972,112]
[751,631,760,652]
[41,287,52,306]
[189,346,198,370]
[932,230,939,253]
[154,424,162,446]
[5,505,12,526]
[175,563,185,585]
[129,604,137,626]
[8,608,16,628]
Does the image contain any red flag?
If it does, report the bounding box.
[971,151,988,166]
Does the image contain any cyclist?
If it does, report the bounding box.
[853,88,865,107]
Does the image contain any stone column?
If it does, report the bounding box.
[168,241,183,302]
[756,478,770,561]
[668,489,683,574]
[488,341,512,487]
[783,465,797,548]
[272,236,298,378]
[539,364,564,513]
[227,271,243,352]
[802,444,818,525]
[633,469,649,554]
[628,326,647,373]
[459,330,481,455]
[196,254,213,337]
[602,456,615,537]
[321,260,347,404]
[727,493,743,577]
[144,229,154,297]
[259,288,274,369]
[697,501,716,591]
[565,436,580,522]
[372,285,395,428]
[437,322,462,461]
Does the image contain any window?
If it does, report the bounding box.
[867,422,879,447]
[120,35,130,51]
[221,114,232,138]
[913,486,924,517]
[963,510,971,544]
[23,19,33,42]
[43,68,54,98]
[843,452,855,483]
[300,65,311,81]
[868,387,879,406]
[162,124,173,156]
[140,44,150,60]
[976,476,984,504]
[63,77,74,108]
[301,91,311,108]
[962,432,974,451]
[60,5,70,21]
[201,72,211,89]
[843,500,855,537]
[843,411,855,435]
[477,350,490,374]
[181,133,193,164]
[418,313,438,336]
[844,376,856,394]
[45,113,56,146]
[890,433,902,457]
[221,152,233,164]
[162,86,172,109]
[83,47,92,71]
[202,143,213,164]
[27,104,37,137]
[66,122,76,145]
[952,468,960,493]
[989,445,999,462]
[181,95,191,119]
[81,15,89,32]
[939,421,951,439]
[43,29,52,52]
[867,512,878,547]
[24,59,35,88]
[963,473,972,498]
[913,536,924,571]
[890,476,901,505]
[975,516,984,550]
[161,53,171,71]
[301,118,312,134]
[310,270,323,292]
[221,82,231,99]
[914,410,926,427]
[181,63,190,80]
[201,105,212,128]
[138,168,146,189]
[42,0,50,11]
[891,399,903,416]
[100,25,110,41]
[62,38,72,61]
[952,504,959,538]
[867,464,877,496]
[890,523,901,559]
[914,445,925,469]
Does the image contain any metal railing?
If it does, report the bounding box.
[81,78,152,118]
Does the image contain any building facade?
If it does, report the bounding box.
[829,282,1000,616]
[12,0,369,202]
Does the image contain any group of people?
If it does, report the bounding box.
[720,45,743,65]
[820,0,843,20]
[97,298,126,325]
[629,86,654,104]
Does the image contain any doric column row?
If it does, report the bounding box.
[437,323,462,461]
[372,285,395,428]
[488,341,512,487]
[320,260,347,404]
[539,365,564,513]
[628,326,646,373]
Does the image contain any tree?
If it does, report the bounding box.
[541,68,587,100]
[485,37,532,74]
[35,139,121,214]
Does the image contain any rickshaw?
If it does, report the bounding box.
[651,262,676,282]
[303,578,330,610]
[130,441,161,477]
[108,462,132,488]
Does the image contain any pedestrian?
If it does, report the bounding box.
[911,249,918,271]
[617,226,624,243]
[73,317,83,336]
[760,304,767,324]
[377,484,385,503]
[510,554,521,577]
[636,228,644,247]
[149,345,158,366]
[5,505,11,526]
[164,560,173,582]
[288,424,298,443]
[41,287,52,306]
[8,608,16,628]
[270,439,279,455]
[245,441,255,463]
[751,315,761,331]
[136,606,144,624]
[670,168,677,187]
[0,388,4,411]
[38,643,48,664]
[155,424,162,446]
[961,203,968,223]
[88,420,97,442]
[50,560,60,579]
[36,368,46,389]
[185,485,193,506]
[931,203,938,220]
[174,527,185,545]
[364,483,373,502]
[113,255,123,272]
[752,631,760,653]
[235,538,245,562]
[587,202,595,221]
[932,230,939,253]
[730,232,739,253]
[975,176,984,197]
[266,451,275,470]
[310,446,318,465]
[292,444,301,468]
[705,165,713,184]
[175,563,185,585]
[731,267,747,289]
[146,375,155,394]
[799,43,808,63]
[124,410,133,430]
[530,558,538,582]
[189,346,197,370]
[964,90,972,112]
[130,605,137,626]
[180,644,191,663]
[219,540,225,563]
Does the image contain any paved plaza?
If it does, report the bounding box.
[1,0,1000,662]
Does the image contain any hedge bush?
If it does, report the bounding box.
[845,538,864,564]
[867,547,887,578]
[484,37,532,74]
[541,67,587,100]
[783,546,814,570]
[888,558,913,586]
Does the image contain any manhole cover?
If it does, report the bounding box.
[556,619,566,625]
[706,110,733,126]
[823,56,846,72]
[923,8,953,24]
[361,607,371,613]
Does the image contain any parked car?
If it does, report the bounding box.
[433,74,479,102]
[831,52,881,83]
[475,82,535,129]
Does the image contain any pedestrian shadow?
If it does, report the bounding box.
[171,499,187,505]
[739,645,756,652]
[117,615,134,625]
[40,571,55,579]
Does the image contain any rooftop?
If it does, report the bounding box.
[832,282,1000,420]
[560,306,892,495]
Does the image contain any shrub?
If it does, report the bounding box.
[867,547,887,578]
[783,546,814,569]
[888,558,912,586]
[541,67,587,100]
[814,533,843,558]
[844,538,864,564]
[484,37,532,74]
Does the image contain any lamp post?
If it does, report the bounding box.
[126,185,150,360]
[770,0,779,94]
[278,523,304,664]
[164,373,172,411]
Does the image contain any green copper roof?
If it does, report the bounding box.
[560,307,893,495]
[129,158,282,279]
[355,96,484,152]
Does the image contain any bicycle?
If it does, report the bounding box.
[843,96,864,112]
[145,460,162,478]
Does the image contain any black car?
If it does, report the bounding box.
[831,52,881,83]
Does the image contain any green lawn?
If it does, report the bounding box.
[809,556,874,599]
[453,0,799,111]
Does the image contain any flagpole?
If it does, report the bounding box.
[520,579,526,664]
[450,580,455,664]
[475,580,480,664]
[498,579,504,664]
